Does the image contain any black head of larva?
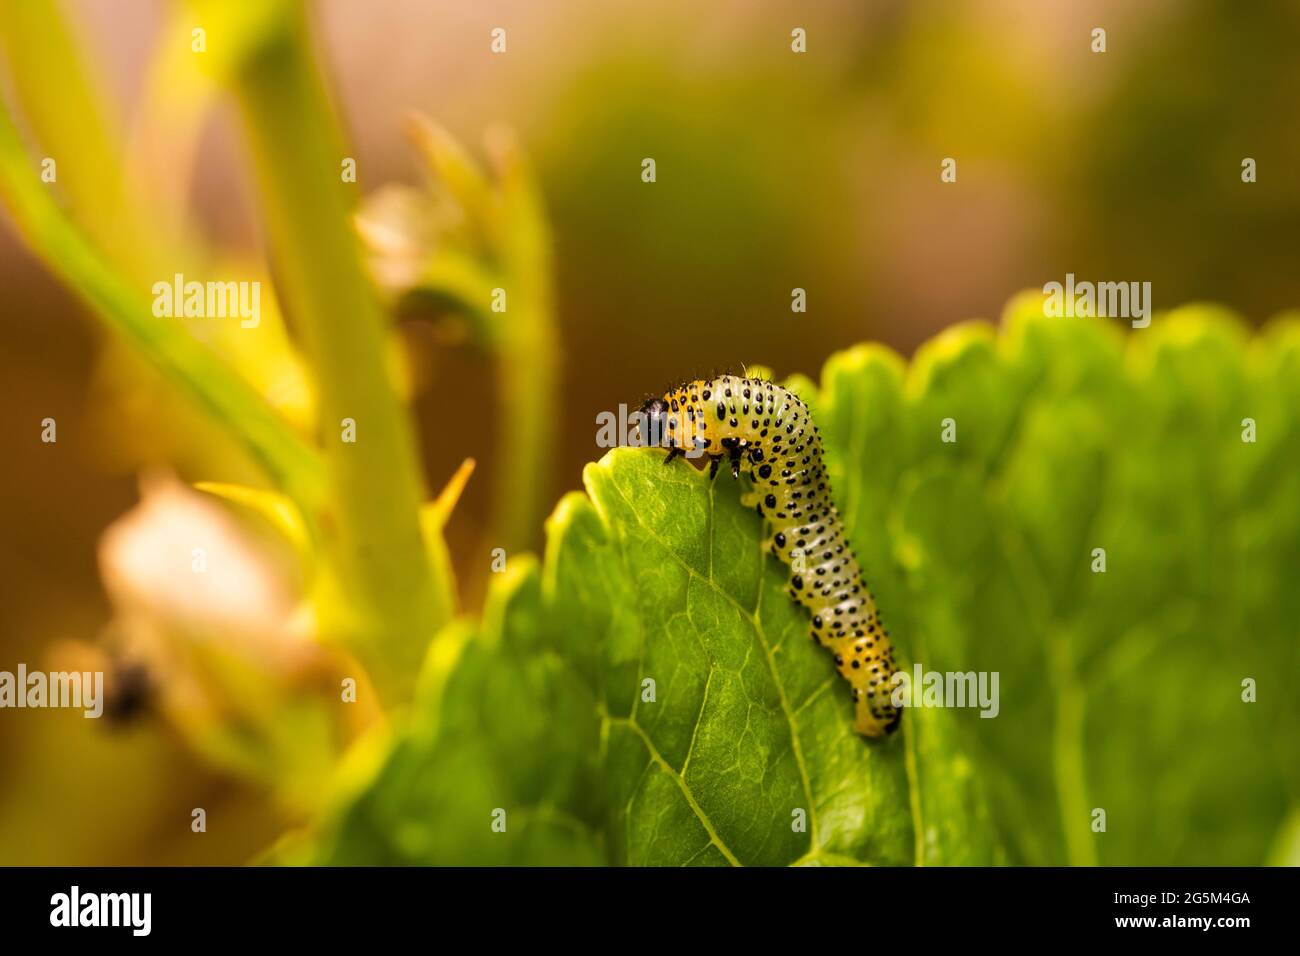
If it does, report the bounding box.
[637,397,672,446]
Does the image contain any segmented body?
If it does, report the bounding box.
[646,374,901,737]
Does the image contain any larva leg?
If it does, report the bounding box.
[663,447,683,465]
[708,455,722,480]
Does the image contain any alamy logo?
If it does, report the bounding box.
[152,273,261,328]
[890,664,1000,719]
[1042,273,1151,328]
[0,664,103,718]
[50,886,151,936]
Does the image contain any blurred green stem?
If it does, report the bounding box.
[494,328,558,555]
[0,99,324,506]
[491,144,559,556]
[0,0,149,269]
[214,1,448,701]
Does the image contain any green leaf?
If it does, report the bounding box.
[309,304,1300,866]
[312,561,606,866]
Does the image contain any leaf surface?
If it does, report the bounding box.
[312,304,1300,865]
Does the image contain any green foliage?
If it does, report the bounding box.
[358,113,559,555]
[307,301,1300,866]
[0,97,325,509]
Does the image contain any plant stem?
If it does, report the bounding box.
[0,98,324,508]
[492,312,558,555]
[218,2,449,701]
[0,0,147,267]
[403,115,560,556]
[489,139,559,556]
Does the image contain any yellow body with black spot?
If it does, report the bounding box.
[642,374,901,738]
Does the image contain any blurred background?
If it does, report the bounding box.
[1,0,1298,863]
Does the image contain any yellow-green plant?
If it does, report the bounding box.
[0,0,557,811]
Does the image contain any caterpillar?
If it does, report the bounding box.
[639,374,901,738]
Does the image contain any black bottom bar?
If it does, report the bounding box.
[0,866,1290,943]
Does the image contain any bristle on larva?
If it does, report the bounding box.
[639,374,901,738]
